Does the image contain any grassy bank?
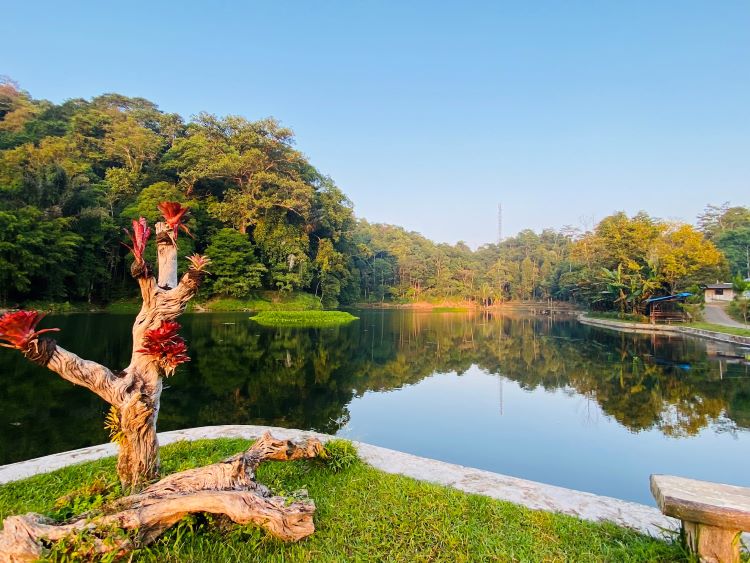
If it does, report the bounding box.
[250,310,358,328]
[0,438,685,562]
[196,291,323,312]
[687,322,750,337]
[11,292,324,315]
[586,311,650,323]
[583,312,750,339]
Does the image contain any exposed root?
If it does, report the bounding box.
[0,433,325,562]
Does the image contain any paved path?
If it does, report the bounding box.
[704,304,748,329]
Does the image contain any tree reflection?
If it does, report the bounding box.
[2,311,749,463]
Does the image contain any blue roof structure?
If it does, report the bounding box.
[644,292,693,304]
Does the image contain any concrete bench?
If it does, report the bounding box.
[651,474,750,563]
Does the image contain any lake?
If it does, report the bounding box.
[1,309,749,506]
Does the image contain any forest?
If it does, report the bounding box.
[1,78,747,311]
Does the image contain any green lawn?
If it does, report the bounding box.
[249,310,358,328]
[0,438,688,562]
[585,311,649,323]
[687,322,750,337]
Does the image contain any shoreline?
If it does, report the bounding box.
[578,314,750,346]
[0,424,678,538]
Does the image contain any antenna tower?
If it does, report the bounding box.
[497,203,503,244]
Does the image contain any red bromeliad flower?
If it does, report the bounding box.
[138,320,190,376]
[186,254,211,273]
[123,217,151,263]
[0,310,60,350]
[157,201,193,241]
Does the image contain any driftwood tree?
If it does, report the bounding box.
[0,203,325,561]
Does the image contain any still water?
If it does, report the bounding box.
[1,310,749,505]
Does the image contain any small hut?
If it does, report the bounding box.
[644,292,693,324]
[703,283,734,303]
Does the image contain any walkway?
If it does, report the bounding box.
[705,304,748,329]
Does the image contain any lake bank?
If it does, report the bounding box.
[0,429,686,562]
[578,314,750,346]
[2,310,749,505]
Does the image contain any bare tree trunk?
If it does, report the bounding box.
[23,221,204,492]
[1,213,329,558]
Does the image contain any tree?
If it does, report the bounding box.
[0,203,325,559]
[205,228,267,297]
[716,227,750,278]
[649,223,724,293]
[698,202,750,240]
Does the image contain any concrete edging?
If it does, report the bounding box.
[578,315,750,346]
[0,424,679,539]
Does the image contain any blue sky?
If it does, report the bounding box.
[5,1,749,247]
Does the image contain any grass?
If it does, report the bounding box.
[249,311,359,328]
[0,438,688,562]
[687,322,750,337]
[197,292,323,312]
[432,306,472,313]
[586,311,650,323]
[14,301,94,313]
[104,298,143,314]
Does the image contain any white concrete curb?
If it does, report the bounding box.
[578,314,750,346]
[0,424,684,540]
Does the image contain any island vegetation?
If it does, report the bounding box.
[1,78,748,313]
[250,311,359,328]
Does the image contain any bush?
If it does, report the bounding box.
[321,439,359,473]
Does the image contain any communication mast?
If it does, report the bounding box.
[497,203,503,244]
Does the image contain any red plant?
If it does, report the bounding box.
[186,254,212,272]
[123,217,151,263]
[158,201,193,241]
[138,320,190,376]
[0,310,60,350]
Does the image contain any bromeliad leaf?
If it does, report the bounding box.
[0,310,60,350]
[158,201,193,241]
[186,254,211,273]
[137,320,190,376]
[123,217,151,263]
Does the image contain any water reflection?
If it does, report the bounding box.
[1,310,748,467]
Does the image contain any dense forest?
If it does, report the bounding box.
[1,78,747,310]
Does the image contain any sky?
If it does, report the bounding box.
[4,1,749,247]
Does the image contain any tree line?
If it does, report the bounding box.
[1,78,747,310]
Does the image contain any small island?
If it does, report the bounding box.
[249,311,359,328]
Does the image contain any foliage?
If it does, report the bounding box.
[249,310,359,328]
[204,229,266,297]
[137,321,190,376]
[186,254,211,272]
[123,217,151,264]
[586,311,650,323]
[320,439,360,473]
[104,406,124,445]
[0,80,739,314]
[197,291,323,312]
[157,201,191,241]
[0,310,59,349]
[0,438,687,562]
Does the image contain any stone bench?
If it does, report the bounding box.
[651,474,750,563]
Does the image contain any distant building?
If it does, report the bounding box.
[704,283,734,302]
